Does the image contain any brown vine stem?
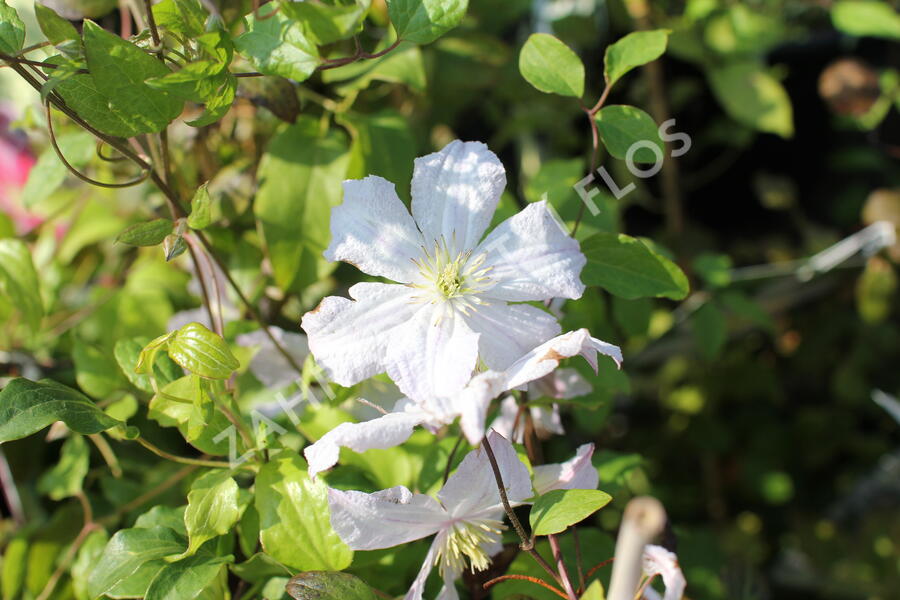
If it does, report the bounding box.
[35,492,99,600]
[480,435,563,587]
[88,433,123,478]
[482,574,568,599]
[549,534,578,600]
[442,432,465,484]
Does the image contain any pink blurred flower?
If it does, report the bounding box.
[0,105,40,234]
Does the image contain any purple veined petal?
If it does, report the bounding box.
[325,176,425,283]
[327,486,447,551]
[532,443,599,495]
[411,140,506,253]
[463,301,561,370]
[474,200,586,302]
[531,367,593,400]
[385,304,480,403]
[439,430,533,518]
[301,282,418,387]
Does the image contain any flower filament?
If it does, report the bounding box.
[435,518,505,575]
[410,237,493,313]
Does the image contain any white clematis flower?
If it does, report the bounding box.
[305,328,620,478]
[327,431,532,600]
[641,544,687,600]
[302,140,586,403]
[235,327,309,389]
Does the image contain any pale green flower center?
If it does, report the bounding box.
[436,518,504,575]
[410,238,493,312]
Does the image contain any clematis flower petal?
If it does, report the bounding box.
[475,200,586,301]
[328,486,447,551]
[532,368,593,400]
[454,371,507,444]
[642,544,686,600]
[532,443,599,495]
[325,176,425,283]
[464,302,561,370]
[504,329,623,390]
[411,140,506,252]
[439,431,533,518]
[305,400,427,478]
[302,282,418,387]
[405,538,442,600]
[386,305,480,403]
[235,327,308,389]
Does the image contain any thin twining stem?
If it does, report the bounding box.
[480,435,564,587]
[136,436,243,469]
[482,574,569,599]
[549,533,579,600]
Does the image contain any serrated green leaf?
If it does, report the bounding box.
[529,489,612,536]
[595,105,664,164]
[832,1,900,40]
[0,239,44,333]
[34,3,79,45]
[177,470,241,558]
[286,571,378,600]
[188,183,212,229]
[0,378,122,443]
[145,553,231,600]
[256,450,352,571]
[37,434,90,500]
[0,0,25,55]
[604,30,668,87]
[87,527,187,599]
[387,0,469,44]
[519,33,584,97]
[255,118,350,291]
[708,61,793,138]
[234,3,319,82]
[581,233,689,300]
[167,322,239,379]
[82,20,183,134]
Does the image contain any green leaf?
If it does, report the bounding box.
[37,434,90,500]
[22,130,94,208]
[519,33,584,97]
[603,30,668,87]
[167,322,240,379]
[145,553,231,600]
[188,183,212,229]
[2,536,28,600]
[255,118,350,291]
[82,20,183,134]
[594,105,664,164]
[135,506,188,536]
[0,378,122,443]
[178,470,241,558]
[581,579,606,600]
[692,252,732,288]
[73,338,127,398]
[34,3,79,45]
[322,41,426,95]
[0,0,25,55]
[256,450,353,571]
[72,530,109,600]
[339,109,416,196]
[234,3,320,82]
[529,489,612,536]
[387,0,469,44]
[692,301,727,360]
[0,239,44,333]
[231,553,292,584]
[832,1,900,40]
[87,527,187,599]
[281,0,371,45]
[152,0,208,38]
[148,376,232,456]
[581,233,689,300]
[115,337,183,393]
[186,73,236,127]
[48,58,148,138]
[116,218,175,247]
[708,61,793,138]
[286,571,378,600]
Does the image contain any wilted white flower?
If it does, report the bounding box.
[641,544,687,600]
[302,140,586,404]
